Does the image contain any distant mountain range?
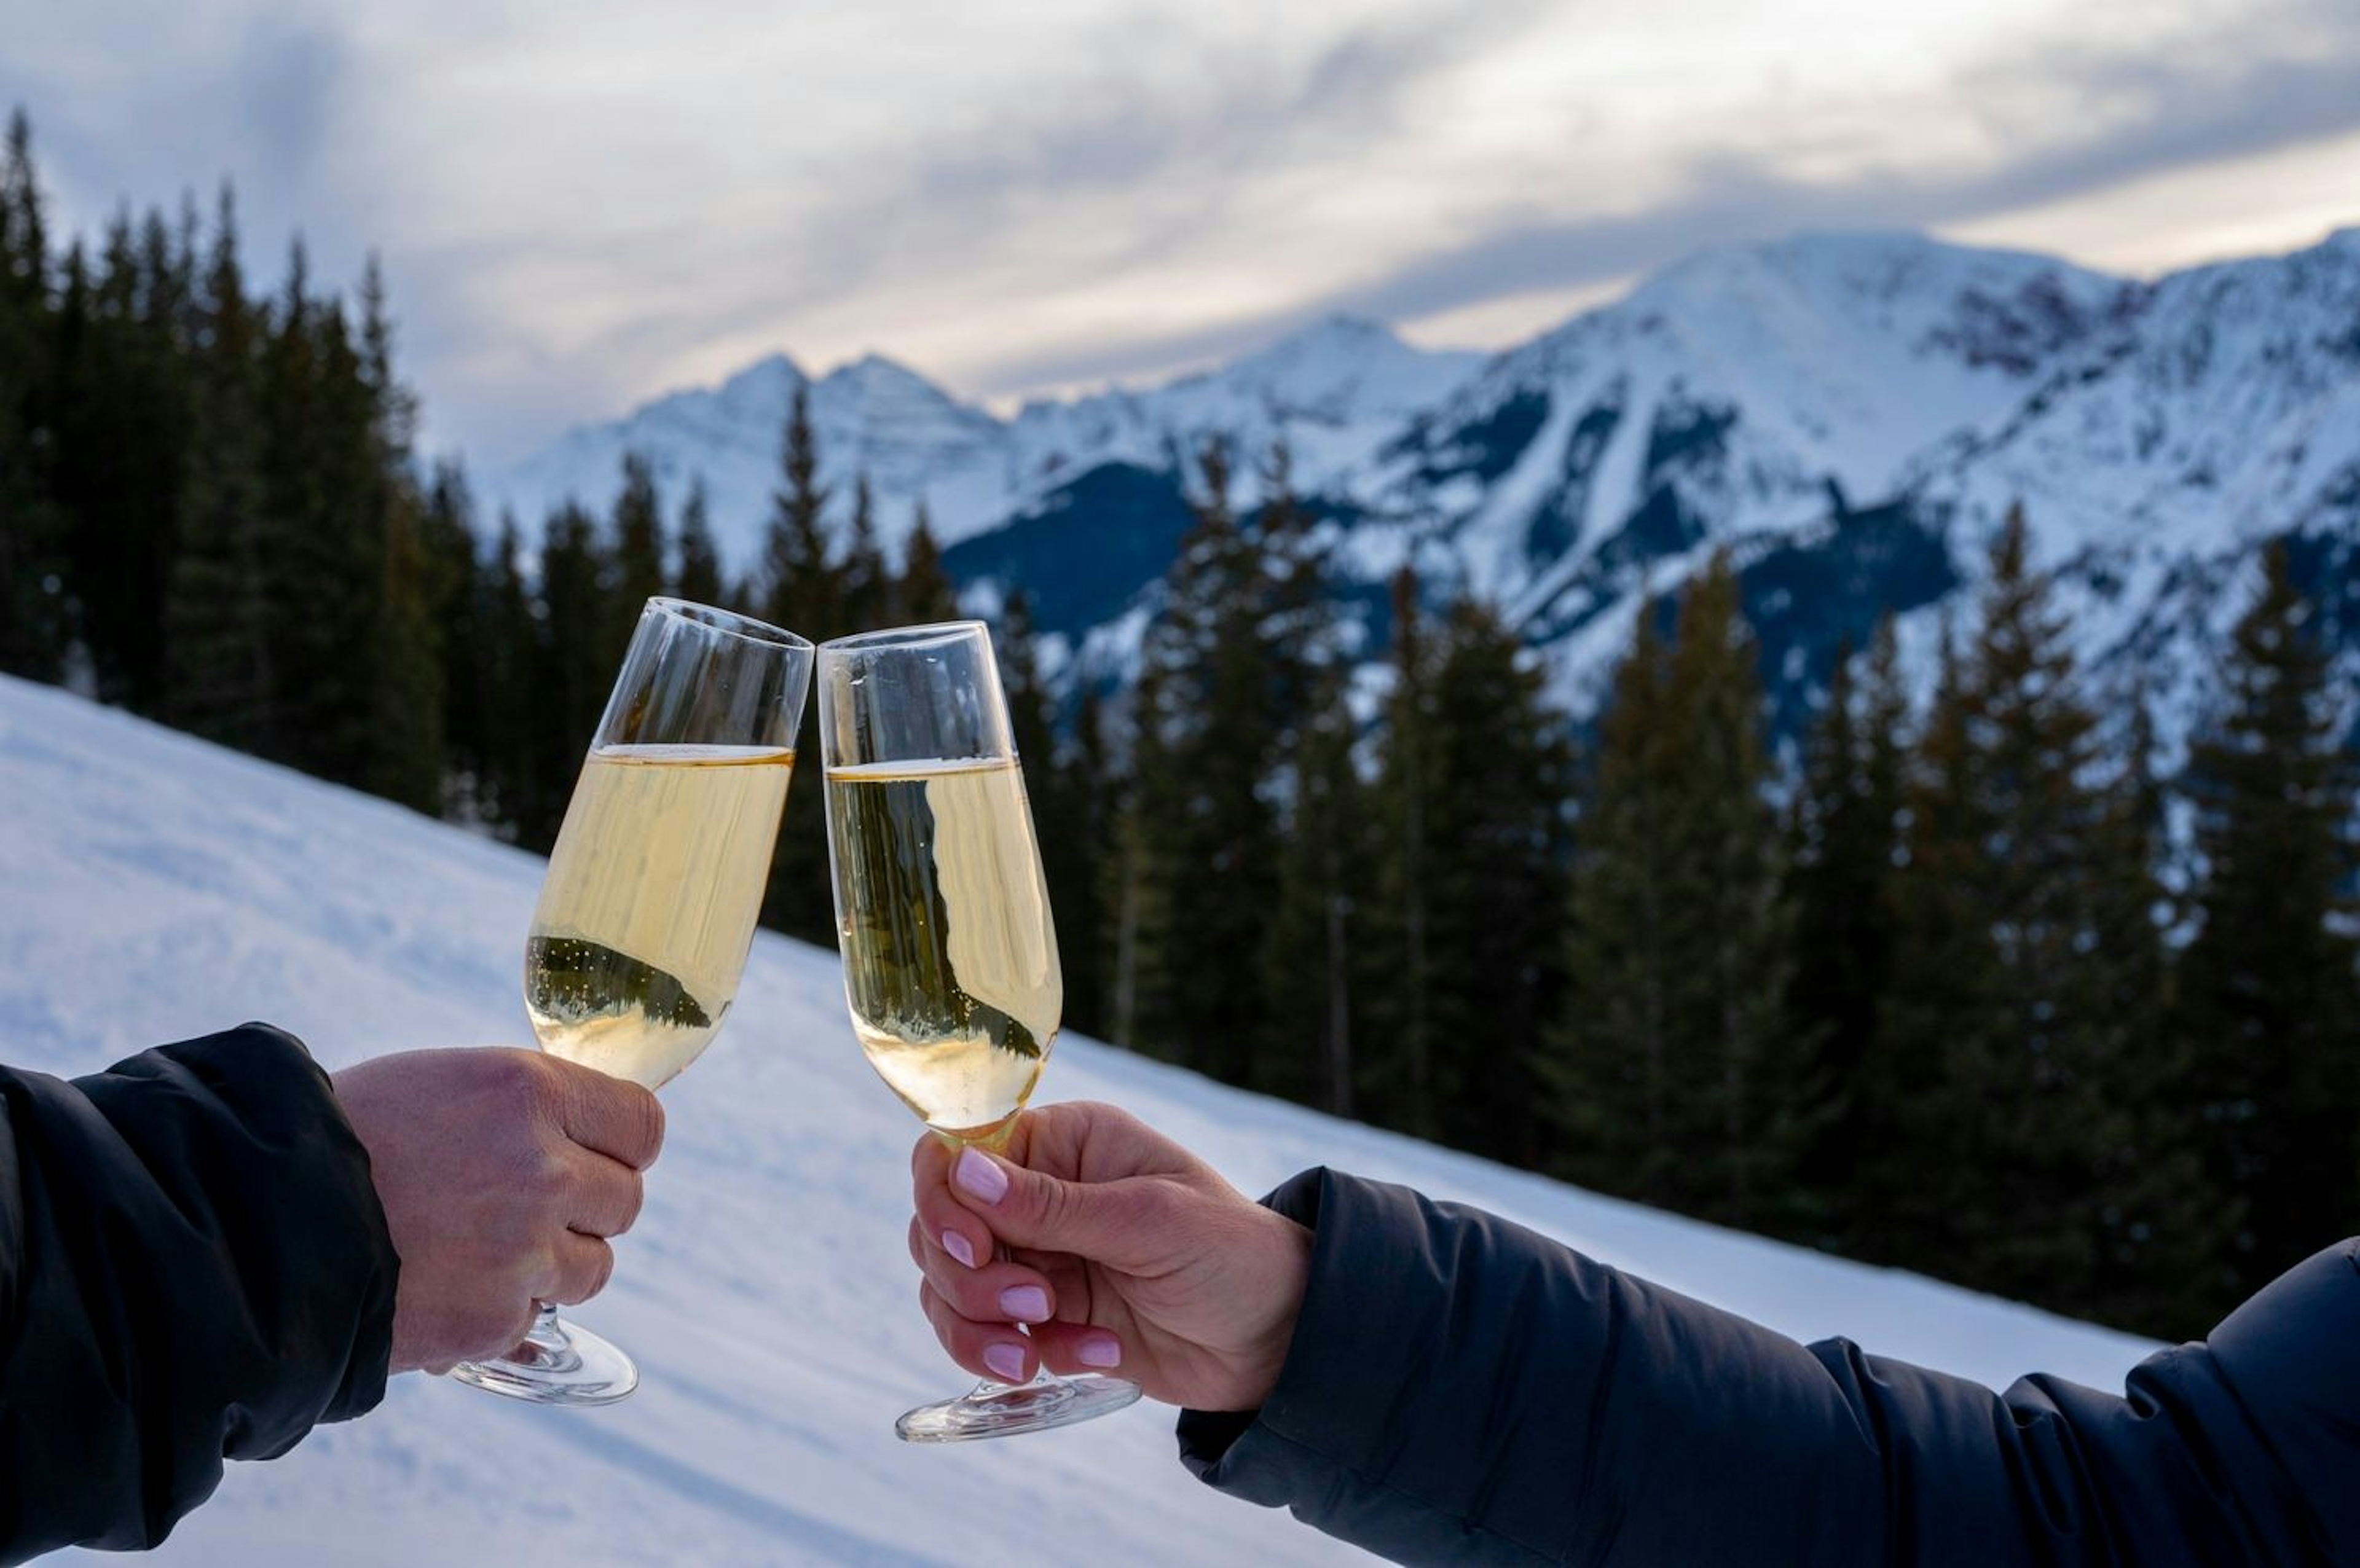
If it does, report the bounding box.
[492,227,2360,750]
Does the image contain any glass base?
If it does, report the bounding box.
[895,1371,1142,1443]
[447,1306,639,1406]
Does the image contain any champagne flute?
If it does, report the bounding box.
[817,620,1143,1441]
[450,597,812,1406]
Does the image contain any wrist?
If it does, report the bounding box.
[1233,1209,1313,1409]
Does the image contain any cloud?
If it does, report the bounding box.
[3,0,2355,468]
[960,0,2360,392]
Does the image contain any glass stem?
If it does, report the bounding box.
[521,1303,584,1374]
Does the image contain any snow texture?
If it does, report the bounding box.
[1,675,2157,1566]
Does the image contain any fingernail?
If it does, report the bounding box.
[983,1343,1027,1382]
[999,1285,1048,1322]
[955,1147,1009,1205]
[1077,1333,1122,1369]
[941,1229,977,1269]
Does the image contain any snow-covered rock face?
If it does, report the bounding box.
[492,229,2360,755]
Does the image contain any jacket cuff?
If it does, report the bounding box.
[85,1024,401,1433]
[1174,1167,1456,1492]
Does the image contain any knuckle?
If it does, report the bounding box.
[502,1049,562,1117]
[529,1151,573,1209]
[492,1196,545,1253]
[1021,1169,1066,1233]
[1119,1177,1177,1231]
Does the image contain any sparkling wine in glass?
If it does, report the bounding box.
[818,619,1143,1441]
[449,597,812,1406]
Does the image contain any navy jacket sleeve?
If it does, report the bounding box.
[1177,1168,2358,1566]
[0,1024,400,1564]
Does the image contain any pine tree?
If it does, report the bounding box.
[1548,594,1670,1181]
[1116,438,1282,1083]
[761,385,832,635]
[0,108,66,680]
[1246,439,1367,1108]
[1365,567,1440,1135]
[521,501,612,849]
[1060,681,1119,1039]
[673,478,726,606]
[757,385,841,939]
[353,258,442,812]
[1786,619,1908,1228]
[53,203,194,710]
[1260,656,1367,1115]
[609,451,667,650]
[1389,599,1572,1162]
[477,512,540,837]
[2082,694,2229,1333]
[164,188,274,748]
[1547,555,1804,1224]
[1868,509,2216,1325]
[419,461,484,818]
[994,588,1107,1040]
[1001,588,1058,783]
[840,471,888,630]
[251,237,363,778]
[895,500,961,625]
[2177,541,2360,1299]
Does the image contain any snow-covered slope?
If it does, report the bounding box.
[0,676,2161,1564]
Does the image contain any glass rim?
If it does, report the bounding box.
[645,597,814,654]
[819,619,988,656]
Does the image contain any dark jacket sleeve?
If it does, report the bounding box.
[0,1024,399,1563]
[1176,1168,2358,1566]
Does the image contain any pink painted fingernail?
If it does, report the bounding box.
[999,1285,1049,1322]
[983,1343,1027,1382]
[942,1229,977,1269]
[1077,1333,1122,1369]
[955,1147,1009,1204]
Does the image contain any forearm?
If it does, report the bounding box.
[1178,1170,2351,1566]
[1177,1169,1902,1564]
[0,1024,399,1561]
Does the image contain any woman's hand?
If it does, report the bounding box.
[907,1102,1309,1410]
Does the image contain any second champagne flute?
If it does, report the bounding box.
[818,619,1143,1441]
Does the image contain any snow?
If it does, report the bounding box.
[0,673,2161,1565]
[490,319,1484,570]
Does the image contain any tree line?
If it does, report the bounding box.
[1096,441,2357,1338]
[6,111,2354,1340]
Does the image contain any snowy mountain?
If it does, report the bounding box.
[492,227,2360,751]
[3,673,2157,1566]
[493,316,1484,561]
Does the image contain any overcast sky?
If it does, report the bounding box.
[5,0,2356,464]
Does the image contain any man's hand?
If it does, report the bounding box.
[332,1048,664,1375]
[908,1102,1310,1411]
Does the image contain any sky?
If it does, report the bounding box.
[4,0,2356,466]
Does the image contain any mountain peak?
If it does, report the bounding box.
[825,350,935,386]
[714,351,806,404]
[1272,311,1407,348]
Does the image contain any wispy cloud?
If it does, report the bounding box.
[2,0,2353,465]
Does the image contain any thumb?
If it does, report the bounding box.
[948,1144,1157,1263]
